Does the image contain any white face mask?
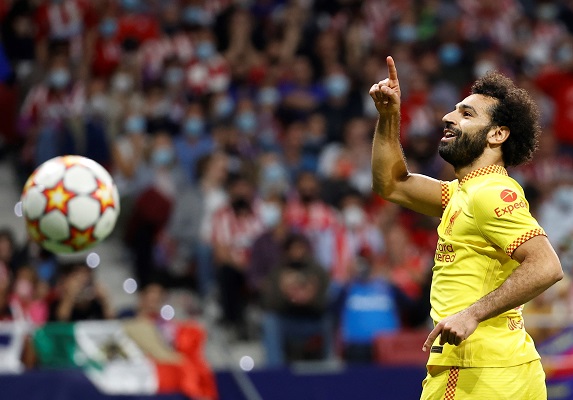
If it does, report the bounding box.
[260,202,282,228]
[343,205,365,228]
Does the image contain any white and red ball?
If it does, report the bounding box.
[21,155,120,253]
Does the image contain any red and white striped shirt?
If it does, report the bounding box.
[211,206,264,267]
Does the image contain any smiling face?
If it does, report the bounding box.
[438,94,498,169]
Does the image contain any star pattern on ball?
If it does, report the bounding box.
[63,226,98,251]
[26,219,47,243]
[59,155,85,169]
[22,172,37,196]
[92,179,115,214]
[42,181,76,215]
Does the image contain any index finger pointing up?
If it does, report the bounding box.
[387,56,398,81]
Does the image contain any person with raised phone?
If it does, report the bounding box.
[370,56,563,399]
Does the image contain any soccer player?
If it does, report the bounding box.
[370,56,563,399]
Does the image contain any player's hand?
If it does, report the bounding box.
[369,56,401,115]
[422,309,479,352]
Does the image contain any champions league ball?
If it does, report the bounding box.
[20,155,120,254]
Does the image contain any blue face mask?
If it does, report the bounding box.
[165,67,184,86]
[99,18,118,38]
[236,112,257,133]
[183,6,205,25]
[196,41,215,61]
[258,87,280,107]
[260,202,282,228]
[151,148,174,167]
[439,43,462,66]
[214,96,234,118]
[125,115,146,134]
[263,162,285,181]
[48,69,70,89]
[183,117,205,137]
[325,74,350,98]
[395,24,417,43]
[121,0,141,12]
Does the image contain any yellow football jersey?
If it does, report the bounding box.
[428,165,545,367]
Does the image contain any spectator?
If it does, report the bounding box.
[211,175,264,338]
[167,151,229,297]
[10,266,48,326]
[48,264,113,322]
[261,233,332,366]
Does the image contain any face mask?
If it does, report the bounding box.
[184,6,205,26]
[112,73,134,92]
[125,115,146,133]
[343,205,365,228]
[89,94,108,115]
[236,112,257,133]
[48,69,70,89]
[263,163,285,181]
[395,24,417,43]
[165,67,184,86]
[183,117,205,137]
[151,148,174,167]
[257,87,280,107]
[557,45,573,64]
[121,0,141,12]
[439,43,462,66]
[196,41,215,61]
[214,96,234,118]
[325,74,350,98]
[99,18,118,38]
[231,197,251,213]
[260,202,282,228]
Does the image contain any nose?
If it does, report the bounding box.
[442,110,455,124]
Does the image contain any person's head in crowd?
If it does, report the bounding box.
[111,67,136,94]
[45,53,72,91]
[343,117,371,148]
[339,188,367,231]
[258,152,289,196]
[0,228,16,267]
[323,64,351,101]
[257,85,281,112]
[282,233,313,267]
[0,263,11,320]
[210,92,235,122]
[193,27,218,63]
[137,280,167,320]
[195,151,229,186]
[124,112,147,136]
[86,77,111,118]
[149,131,176,169]
[226,174,256,215]
[160,1,183,37]
[12,265,40,303]
[291,56,315,87]
[295,171,321,205]
[260,191,287,231]
[283,120,305,153]
[182,102,207,139]
[234,97,257,135]
[98,16,119,41]
[304,113,327,150]
[163,56,186,90]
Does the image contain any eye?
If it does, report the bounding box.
[463,111,472,117]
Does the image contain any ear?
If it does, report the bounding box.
[487,126,510,145]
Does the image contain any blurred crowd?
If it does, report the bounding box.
[1,0,573,367]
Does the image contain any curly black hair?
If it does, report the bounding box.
[471,72,541,167]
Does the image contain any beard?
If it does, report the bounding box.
[438,124,491,169]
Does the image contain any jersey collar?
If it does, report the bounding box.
[459,164,508,188]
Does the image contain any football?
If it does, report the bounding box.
[20,155,120,254]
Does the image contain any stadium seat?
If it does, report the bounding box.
[374,330,430,366]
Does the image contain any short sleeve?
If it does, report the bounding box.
[472,184,546,257]
[440,180,458,213]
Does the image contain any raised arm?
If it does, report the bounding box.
[371,56,444,217]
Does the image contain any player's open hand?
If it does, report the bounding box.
[369,56,401,115]
[422,309,480,352]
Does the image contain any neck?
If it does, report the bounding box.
[454,152,504,182]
